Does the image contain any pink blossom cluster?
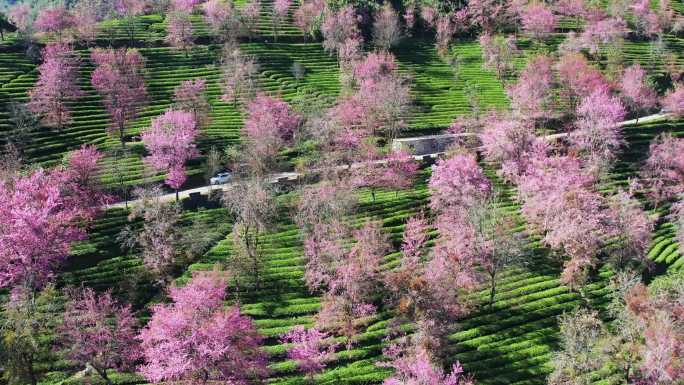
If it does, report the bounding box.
[507,55,555,122]
[281,326,336,379]
[624,282,684,383]
[620,64,658,117]
[8,4,32,32]
[274,0,292,18]
[60,288,140,377]
[34,6,75,37]
[0,168,89,290]
[663,85,684,117]
[317,221,389,349]
[142,109,199,190]
[332,52,410,142]
[640,133,684,203]
[28,43,83,130]
[556,53,610,102]
[293,0,325,37]
[571,88,626,166]
[630,0,674,37]
[383,346,474,385]
[429,154,492,214]
[171,0,204,12]
[90,48,148,145]
[479,117,540,182]
[321,5,362,56]
[138,271,268,384]
[521,3,557,40]
[115,0,146,17]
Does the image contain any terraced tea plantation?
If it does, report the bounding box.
[2,0,684,385]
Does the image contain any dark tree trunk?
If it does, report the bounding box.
[489,270,497,309]
[93,365,113,385]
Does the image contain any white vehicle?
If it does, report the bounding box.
[210,172,232,185]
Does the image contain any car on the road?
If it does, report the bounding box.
[210,172,232,185]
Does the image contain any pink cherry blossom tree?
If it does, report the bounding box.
[296,182,356,291]
[579,16,626,58]
[345,52,411,140]
[59,287,140,385]
[352,51,397,82]
[173,78,211,129]
[605,190,654,270]
[321,5,361,58]
[630,0,674,37]
[556,52,610,108]
[240,0,261,41]
[354,149,419,202]
[119,185,186,283]
[272,0,291,41]
[554,0,587,26]
[28,43,83,131]
[624,279,684,383]
[165,11,195,57]
[203,0,239,41]
[382,346,474,385]
[479,33,517,79]
[373,3,402,51]
[662,84,684,117]
[138,270,269,384]
[171,0,204,12]
[571,88,626,170]
[435,14,457,56]
[72,2,101,46]
[220,44,259,106]
[516,152,615,288]
[293,0,325,40]
[0,168,87,291]
[317,220,389,349]
[222,179,277,292]
[466,198,526,307]
[386,212,479,356]
[281,326,336,382]
[467,0,514,33]
[506,55,555,123]
[115,0,146,44]
[65,144,109,217]
[521,3,557,43]
[242,94,301,175]
[399,212,430,268]
[142,109,199,199]
[640,133,684,205]
[8,4,33,39]
[429,154,492,216]
[620,64,658,122]
[91,48,147,147]
[34,6,75,41]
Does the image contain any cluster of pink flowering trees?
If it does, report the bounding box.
[11,1,111,44]
[142,109,199,199]
[551,273,684,384]
[0,144,113,385]
[138,270,269,384]
[91,48,148,147]
[0,144,107,293]
[200,0,263,43]
[28,43,83,130]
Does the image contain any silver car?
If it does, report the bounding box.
[210,172,232,185]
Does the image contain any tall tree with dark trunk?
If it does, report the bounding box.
[91,48,147,148]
